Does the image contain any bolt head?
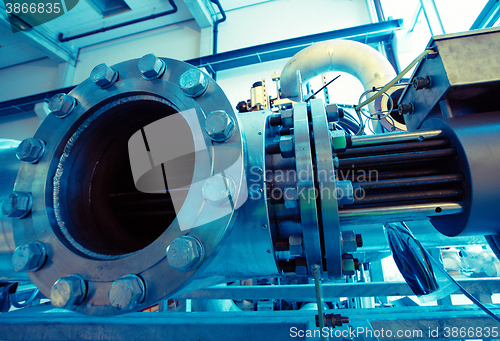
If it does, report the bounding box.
[91,63,118,88]
[138,54,166,80]
[12,241,46,272]
[279,135,294,158]
[326,104,340,122]
[180,69,208,97]
[2,191,33,218]
[166,236,203,271]
[341,231,358,253]
[48,93,76,118]
[330,130,347,152]
[202,174,235,206]
[16,138,45,163]
[289,234,302,257]
[50,276,87,308]
[109,274,145,311]
[204,110,235,142]
[283,186,298,209]
[342,254,357,276]
[280,109,293,128]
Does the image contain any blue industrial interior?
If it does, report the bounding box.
[1,0,500,340]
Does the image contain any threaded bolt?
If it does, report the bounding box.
[138,53,166,80]
[16,138,45,163]
[2,191,33,218]
[109,274,146,311]
[91,63,118,88]
[12,241,46,272]
[180,68,208,97]
[50,275,87,309]
[166,236,203,272]
[48,93,76,118]
[204,110,236,142]
[398,103,413,115]
[413,76,431,90]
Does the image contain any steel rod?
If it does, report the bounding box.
[338,201,464,224]
[339,139,449,157]
[349,129,445,148]
[353,188,464,204]
[338,148,456,168]
[356,173,464,189]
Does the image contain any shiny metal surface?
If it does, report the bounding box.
[10,58,246,315]
[293,102,322,275]
[203,109,279,279]
[349,129,445,148]
[2,30,499,318]
[310,99,342,280]
[400,27,500,130]
[422,112,500,236]
[339,201,464,224]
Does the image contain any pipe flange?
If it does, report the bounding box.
[293,102,323,275]
[12,58,244,315]
[309,99,343,280]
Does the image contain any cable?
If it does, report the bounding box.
[445,274,500,325]
[355,48,435,111]
[357,89,394,120]
[305,75,341,102]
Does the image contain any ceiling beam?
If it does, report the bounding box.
[182,0,214,28]
[0,13,78,65]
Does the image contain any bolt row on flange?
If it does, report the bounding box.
[2,54,240,312]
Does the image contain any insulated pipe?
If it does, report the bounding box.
[280,39,397,108]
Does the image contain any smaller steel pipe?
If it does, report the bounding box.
[338,148,456,168]
[349,129,445,148]
[357,174,464,189]
[338,202,464,224]
[339,139,450,158]
[353,188,464,204]
[337,168,443,181]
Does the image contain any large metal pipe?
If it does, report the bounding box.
[280,39,397,104]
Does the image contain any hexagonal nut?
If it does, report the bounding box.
[16,138,45,164]
[109,274,145,311]
[326,103,340,122]
[2,191,33,218]
[336,180,354,206]
[50,275,87,308]
[289,234,302,257]
[295,265,308,277]
[180,68,208,97]
[204,110,236,142]
[202,174,235,206]
[283,187,298,209]
[330,130,347,152]
[341,230,358,253]
[138,53,166,80]
[90,63,118,88]
[280,109,293,128]
[167,236,203,271]
[12,241,46,272]
[342,258,355,276]
[279,135,294,158]
[48,93,76,118]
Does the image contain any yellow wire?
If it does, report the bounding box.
[355,48,435,111]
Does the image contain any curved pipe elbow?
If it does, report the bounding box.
[280,40,396,106]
